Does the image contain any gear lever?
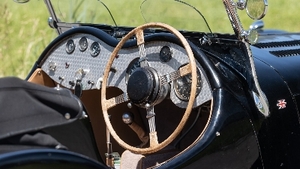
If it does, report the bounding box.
[122,112,149,147]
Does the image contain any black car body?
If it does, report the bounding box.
[1,0,300,168]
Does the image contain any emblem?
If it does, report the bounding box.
[277,99,287,109]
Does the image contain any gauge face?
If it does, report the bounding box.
[79,37,88,52]
[90,41,101,57]
[173,67,202,101]
[66,39,75,54]
[159,46,172,62]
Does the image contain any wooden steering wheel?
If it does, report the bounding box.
[101,22,197,154]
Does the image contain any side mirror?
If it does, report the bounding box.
[246,0,268,20]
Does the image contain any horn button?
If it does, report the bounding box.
[127,67,163,106]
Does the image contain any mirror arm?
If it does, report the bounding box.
[223,0,269,116]
[223,0,245,40]
[44,0,62,34]
[223,0,258,44]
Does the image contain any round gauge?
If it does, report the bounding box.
[159,46,172,62]
[173,67,202,101]
[79,37,88,52]
[66,39,75,54]
[90,41,101,57]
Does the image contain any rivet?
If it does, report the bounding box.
[145,103,151,108]
[127,102,132,109]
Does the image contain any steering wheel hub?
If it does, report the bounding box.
[127,67,154,103]
[127,67,161,106]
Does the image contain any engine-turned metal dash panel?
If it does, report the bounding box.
[40,33,212,108]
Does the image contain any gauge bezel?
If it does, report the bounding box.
[90,41,101,57]
[79,37,88,52]
[159,45,172,62]
[173,66,202,101]
[65,39,75,54]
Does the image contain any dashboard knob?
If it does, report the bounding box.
[122,112,134,125]
[48,61,57,72]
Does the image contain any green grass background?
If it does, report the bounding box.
[0,0,299,78]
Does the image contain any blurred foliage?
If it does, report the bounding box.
[0,0,56,78]
[0,0,299,78]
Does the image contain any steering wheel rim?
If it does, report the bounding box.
[101,22,197,154]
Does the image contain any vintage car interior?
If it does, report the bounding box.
[3,0,300,168]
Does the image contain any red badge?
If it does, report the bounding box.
[277,99,287,109]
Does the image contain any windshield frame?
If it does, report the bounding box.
[44,0,266,43]
[44,0,235,35]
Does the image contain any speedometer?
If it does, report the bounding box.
[173,67,202,101]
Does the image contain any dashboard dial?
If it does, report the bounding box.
[66,39,75,54]
[79,37,88,52]
[90,41,101,57]
[173,67,202,101]
[160,46,172,62]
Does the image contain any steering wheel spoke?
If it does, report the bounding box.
[160,64,191,85]
[149,131,159,148]
[138,44,149,67]
[145,105,159,147]
[104,93,129,110]
[136,29,145,46]
[145,105,156,132]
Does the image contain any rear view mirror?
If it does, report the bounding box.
[246,0,268,20]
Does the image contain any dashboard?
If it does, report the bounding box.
[40,33,212,108]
